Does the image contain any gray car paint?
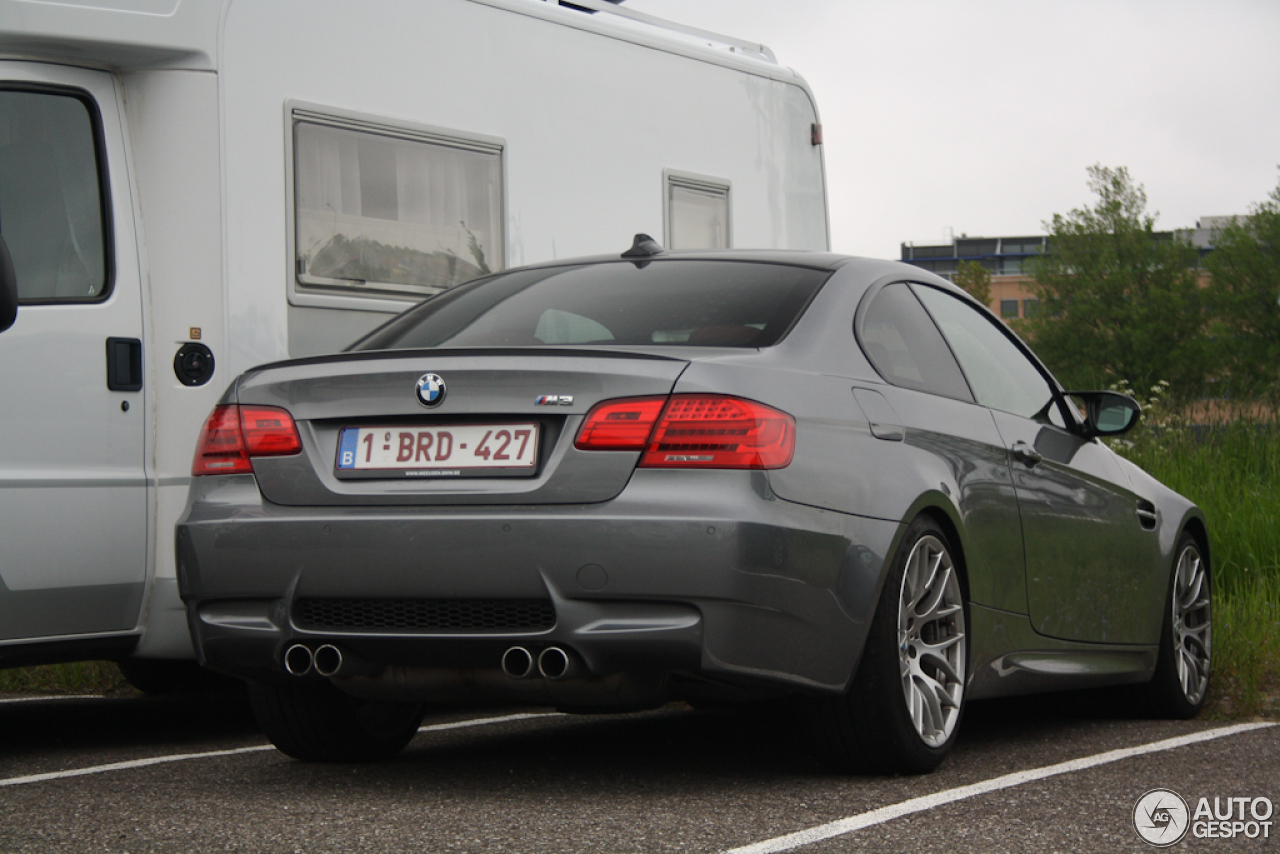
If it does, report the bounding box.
[177,250,1208,706]
[178,468,899,692]
[238,351,689,506]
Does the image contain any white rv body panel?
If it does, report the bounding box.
[0,0,828,670]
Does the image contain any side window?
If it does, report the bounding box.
[911,284,1065,426]
[857,282,973,401]
[665,172,730,250]
[0,88,108,302]
[292,112,503,301]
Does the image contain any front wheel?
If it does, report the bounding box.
[1141,535,1212,718]
[248,680,425,762]
[815,516,968,774]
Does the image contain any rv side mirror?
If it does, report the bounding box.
[0,234,17,334]
[1067,390,1141,438]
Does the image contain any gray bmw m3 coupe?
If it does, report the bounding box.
[177,239,1212,772]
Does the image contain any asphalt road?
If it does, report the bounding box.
[0,689,1275,853]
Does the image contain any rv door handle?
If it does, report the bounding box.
[106,337,143,391]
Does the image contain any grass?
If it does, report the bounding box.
[0,660,138,697]
[1116,402,1280,719]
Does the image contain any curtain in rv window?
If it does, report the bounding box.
[293,119,503,299]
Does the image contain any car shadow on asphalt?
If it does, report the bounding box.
[0,690,259,757]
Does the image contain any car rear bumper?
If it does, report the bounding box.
[177,469,899,697]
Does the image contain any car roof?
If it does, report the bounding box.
[503,248,858,273]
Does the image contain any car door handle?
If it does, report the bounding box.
[1011,441,1042,466]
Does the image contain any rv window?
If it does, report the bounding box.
[666,176,730,250]
[293,119,503,299]
[0,89,108,302]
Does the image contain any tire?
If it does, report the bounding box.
[1141,534,1212,719]
[815,516,968,774]
[247,680,425,762]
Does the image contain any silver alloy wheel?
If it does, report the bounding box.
[1172,544,1212,706]
[897,534,966,748]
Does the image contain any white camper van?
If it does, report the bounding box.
[0,0,828,688]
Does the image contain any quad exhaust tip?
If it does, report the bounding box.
[538,646,574,680]
[312,644,344,678]
[501,645,581,680]
[501,646,535,679]
[283,643,313,676]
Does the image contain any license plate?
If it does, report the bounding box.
[336,424,538,477]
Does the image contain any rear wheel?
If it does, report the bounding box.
[248,680,425,762]
[816,517,967,774]
[1142,535,1212,718]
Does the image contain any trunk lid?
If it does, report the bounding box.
[235,348,689,506]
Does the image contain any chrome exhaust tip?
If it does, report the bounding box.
[537,646,577,680]
[313,644,344,678]
[283,644,313,676]
[501,646,535,679]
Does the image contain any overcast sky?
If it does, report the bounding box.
[628,0,1280,259]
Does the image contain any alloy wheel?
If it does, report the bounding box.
[1171,544,1212,706]
[897,535,966,748]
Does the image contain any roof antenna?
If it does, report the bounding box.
[622,233,664,259]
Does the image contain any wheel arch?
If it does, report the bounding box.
[894,492,971,600]
[1177,512,1211,572]
[841,494,969,694]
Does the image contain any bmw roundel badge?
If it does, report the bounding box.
[415,373,446,407]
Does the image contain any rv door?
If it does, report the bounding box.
[0,64,147,645]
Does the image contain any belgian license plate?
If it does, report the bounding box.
[336,424,538,477]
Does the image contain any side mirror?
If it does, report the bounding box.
[1066,390,1141,438]
[0,233,17,333]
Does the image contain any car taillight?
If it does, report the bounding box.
[192,404,301,476]
[239,406,302,456]
[575,394,795,469]
[575,396,668,451]
[641,395,795,469]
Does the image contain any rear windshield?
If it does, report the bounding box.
[351,260,830,351]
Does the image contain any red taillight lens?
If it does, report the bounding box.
[575,396,668,451]
[641,395,795,469]
[239,406,302,456]
[192,405,251,475]
[575,394,795,469]
[192,404,300,476]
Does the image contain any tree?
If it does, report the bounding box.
[1203,173,1280,400]
[952,260,992,308]
[1020,165,1208,400]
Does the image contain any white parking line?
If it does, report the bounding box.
[723,722,1276,854]
[417,711,559,734]
[0,711,560,789]
[0,695,106,705]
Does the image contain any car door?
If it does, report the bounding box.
[911,283,1155,644]
[0,64,147,641]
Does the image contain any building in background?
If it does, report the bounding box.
[900,218,1232,323]
[900,234,1046,322]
